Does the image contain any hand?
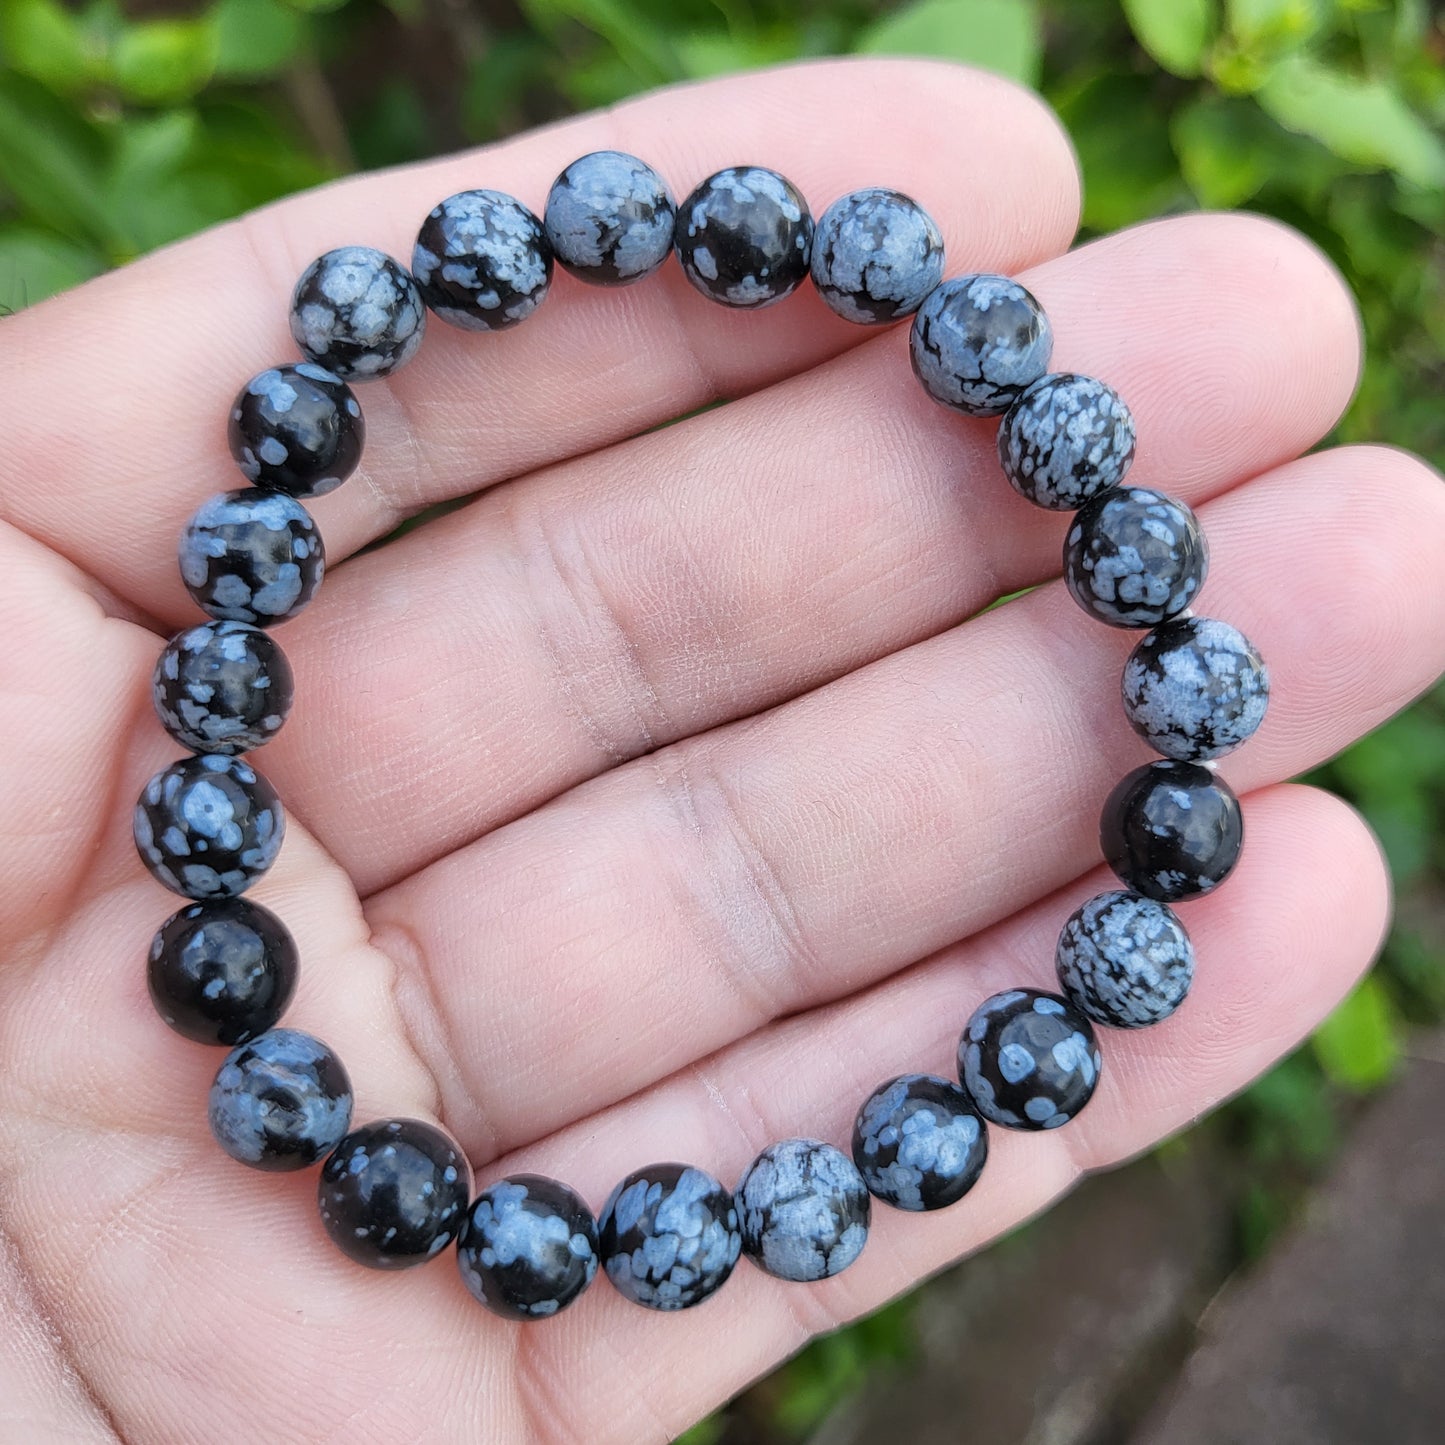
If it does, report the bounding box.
[0,57,1441,1444]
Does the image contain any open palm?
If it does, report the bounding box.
[1,58,1442,1444]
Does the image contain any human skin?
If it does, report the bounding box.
[0,56,1443,1444]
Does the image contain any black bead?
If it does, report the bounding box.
[152,620,294,755]
[852,1073,989,1212]
[958,988,1102,1131]
[1064,487,1208,628]
[598,1162,741,1310]
[318,1119,471,1270]
[457,1174,600,1321]
[674,167,813,308]
[544,150,675,286]
[1101,760,1244,902]
[227,363,364,498]
[147,897,297,1045]
[209,1029,353,1171]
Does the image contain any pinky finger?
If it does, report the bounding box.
[501,782,1390,1441]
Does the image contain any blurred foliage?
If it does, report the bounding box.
[2,0,1443,1438]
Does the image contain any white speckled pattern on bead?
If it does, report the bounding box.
[736,1139,870,1282]
[289,246,425,380]
[544,150,675,285]
[809,187,944,325]
[852,1074,989,1212]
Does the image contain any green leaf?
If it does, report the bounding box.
[211,0,308,79]
[1225,0,1324,49]
[0,0,92,92]
[858,0,1042,87]
[1312,974,1402,1093]
[1258,56,1445,189]
[1122,0,1214,78]
[111,18,219,105]
[0,223,103,311]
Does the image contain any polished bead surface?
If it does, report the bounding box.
[1056,891,1195,1030]
[1064,487,1208,628]
[544,150,675,286]
[178,489,324,628]
[996,372,1136,509]
[133,754,284,899]
[290,246,425,380]
[852,1073,989,1212]
[1122,616,1270,761]
[809,187,944,324]
[147,897,297,1045]
[413,189,553,330]
[227,363,363,498]
[456,1174,599,1320]
[674,167,813,309]
[152,620,294,755]
[598,1162,741,1310]
[209,1028,352,1171]
[910,273,1052,417]
[318,1119,471,1270]
[736,1138,870,1282]
[1102,759,1244,901]
[959,989,1102,1130]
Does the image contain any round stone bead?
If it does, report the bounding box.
[996,372,1137,510]
[152,620,294,755]
[1122,615,1270,761]
[133,754,284,900]
[1101,759,1244,902]
[456,1174,599,1321]
[910,273,1052,417]
[1056,891,1195,1030]
[852,1073,989,1212]
[1065,487,1208,628]
[178,489,324,628]
[809,187,944,325]
[413,189,553,331]
[598,1162,741,1311]
[318,1118,471,1270]
[735,1138,870,1282]
[147,897,297,1045]
[674,166,813,309]
[544,150,675,286]
[227,363,364,498]
[290,246,425,381]
[208,1028,353,1171]
[958,989,1102,1131]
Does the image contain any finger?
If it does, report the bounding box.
[0,58,1079,610]
[268,211,1361,892]
[366,441,1445,1157]
[489,784,1389,1444]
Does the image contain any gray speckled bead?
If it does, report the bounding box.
[1065,487,1208,628]
[852,1073,989,1212]
[1122,615,1270,761]
[674,166,813,309]
[959,988,1102,1130]
[809,187,944,325]
[909,274,1052,417]
[413,189,552,331]
[544,150,675,286]
[457,1174,599,1321]
[736,1139,870,1283]
[599,1163,741,1311]
[289,246,426,381]
[1056,890,1195,1029]
[228,363,363,498]
[178,489,323,627]
[152,620,293,755]
[997,372,1137,510]
[208,1028,352,1171]
[133,753,285,899]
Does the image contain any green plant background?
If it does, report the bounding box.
[3,0,1441,1437]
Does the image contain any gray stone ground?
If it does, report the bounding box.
[808,1035,1445,1445]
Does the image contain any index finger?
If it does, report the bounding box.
[0,58,1079,613]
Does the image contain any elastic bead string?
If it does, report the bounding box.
[134,151,1269,1320]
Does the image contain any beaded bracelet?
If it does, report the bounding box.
[135,150,1268,1320]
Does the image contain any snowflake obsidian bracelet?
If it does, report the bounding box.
[135,151,1268,1320]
